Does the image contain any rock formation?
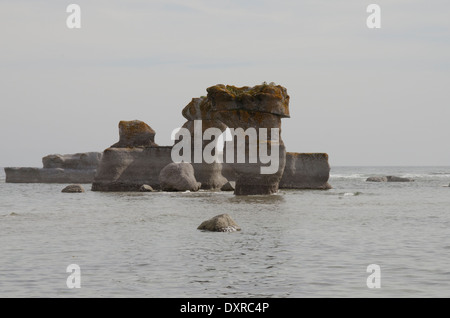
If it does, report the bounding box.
[174,83,289,195]
[197,214,241,232]
[179,98,228,190]
[159,162,200,192]
[366,176,415,182]
[92,120,174,191]
[61,184,85,193]
[91,84,332,194]
[5,152,101,183]
[279,153,332,189]
[111,120,158,148]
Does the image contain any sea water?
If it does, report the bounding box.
[0,166,449,297]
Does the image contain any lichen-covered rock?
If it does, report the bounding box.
[159,162,200,192]
[197,214,241,232]
[61,184,85,193]
[111,120,158,148]
[279,153,332,189]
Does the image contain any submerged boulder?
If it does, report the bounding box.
[197,214,241,232]
[159,162,200,192]
[61,184,85,193]
[366,176,389,182]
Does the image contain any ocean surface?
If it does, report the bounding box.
[1,166,449,298]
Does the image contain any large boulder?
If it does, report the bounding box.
[159,162,200,192]
[197,214,241,232]
[111,120,158,148]
[279,153,331,189]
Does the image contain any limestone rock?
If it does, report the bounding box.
[159,162,200,192]
[111,120,158,148]
[43,152,102,169]
[197,214,241,232]
[366,176,415,182]
[204,83,290,195]
[221,181,235,191]
[366,176,389,182]
[5,167,97,184]
[92,147,173,191]
[139,184,154,192]
[61,184,85,193]
[279,153,332,189]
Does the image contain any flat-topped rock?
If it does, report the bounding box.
[43,152,102,169]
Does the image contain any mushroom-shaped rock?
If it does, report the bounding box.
[61,184,85,193]
[159,162,200,192]
[197,214,241,232]
[111,120,158,148]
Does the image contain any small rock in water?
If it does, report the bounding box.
[139,184,154,192]
[61,184,85,193]
[197,214,241,232]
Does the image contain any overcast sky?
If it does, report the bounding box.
[1,0,449,167]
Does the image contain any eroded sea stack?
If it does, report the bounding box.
[91,120,173,191]
[91,83,330,194]
[190,83,290,195]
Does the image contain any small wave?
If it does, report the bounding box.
[340,192,362,197]
[330,174,367,179]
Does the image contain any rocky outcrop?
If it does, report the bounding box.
[91,120,176,191]
[159,162,200,192]
[61,184,85,193]
[176,83,289,195]
[179,98,228,190]
[91,146,173,191]
[43,152,101,169]
[197,214,241,232]
[111,120,158,148]
[366,176,415,182]
[5,152,101,183]
[279,153,331,189]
